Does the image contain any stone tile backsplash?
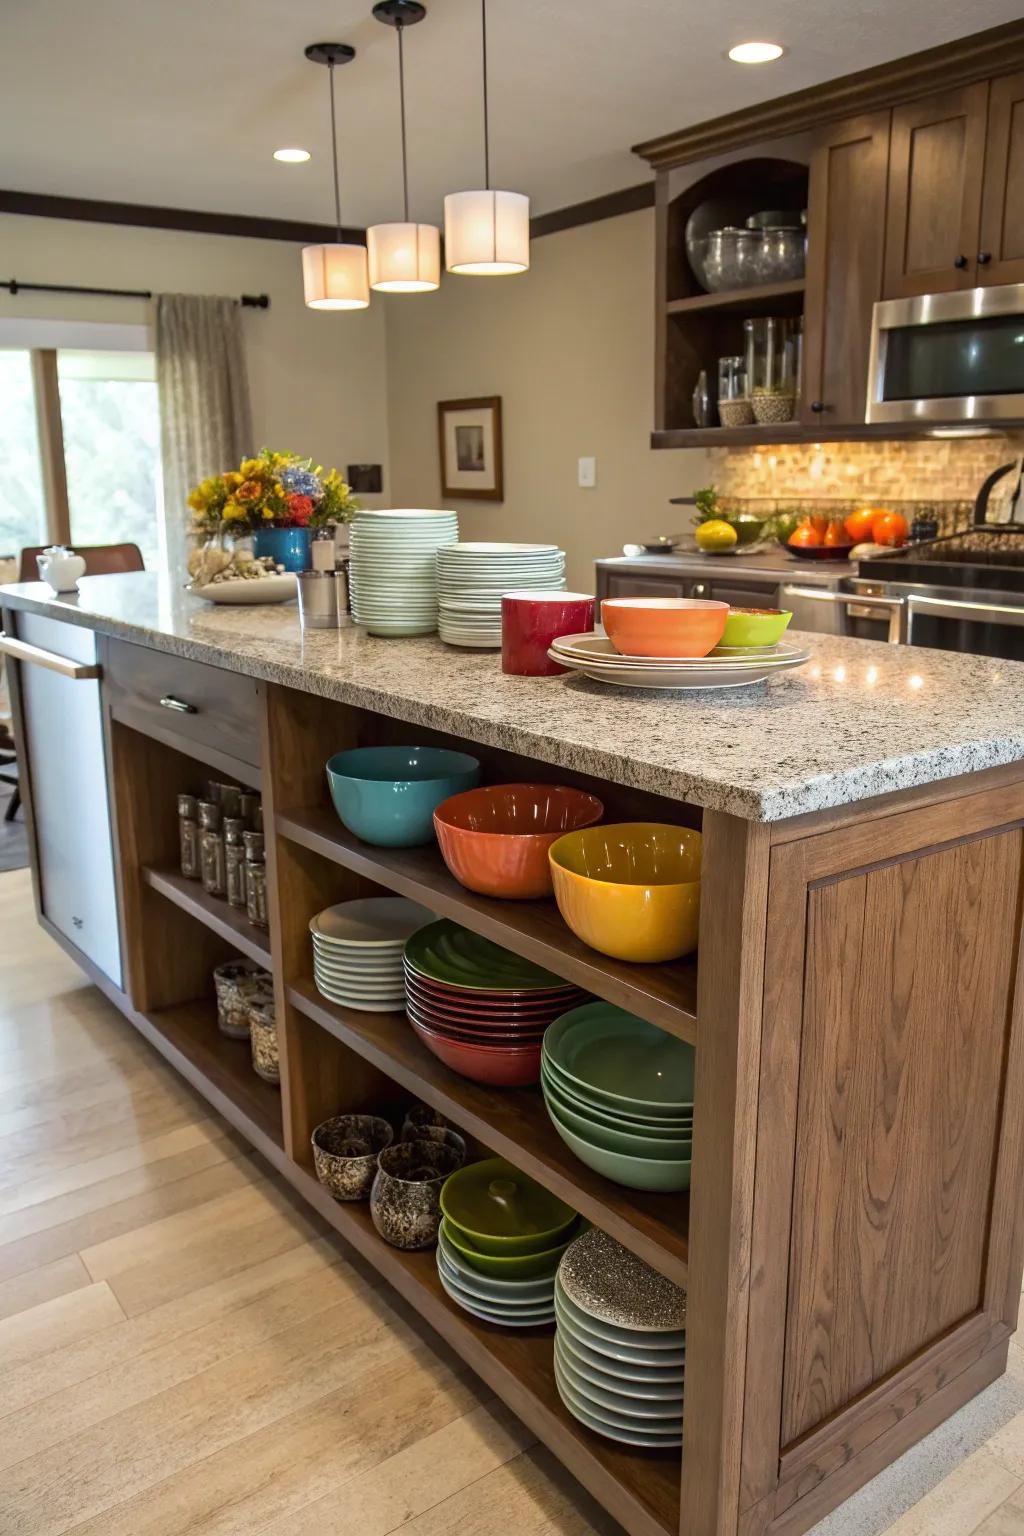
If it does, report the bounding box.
[708,437,1024,504]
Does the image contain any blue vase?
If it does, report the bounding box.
[252,526,312,572]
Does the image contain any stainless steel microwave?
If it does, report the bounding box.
[866,284,1024,424]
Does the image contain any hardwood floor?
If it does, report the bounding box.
[2,864,1024,1536]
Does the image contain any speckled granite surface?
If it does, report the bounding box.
[5,571,1024,822]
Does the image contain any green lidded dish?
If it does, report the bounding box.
[440,1156,577,1252]
[541,1072,693,1161]
[441,1217,577,1277]
[543,1001,695,1114]
[405,919,569,993]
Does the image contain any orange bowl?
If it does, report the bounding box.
[601,597,728,659]
[433,783,604,900]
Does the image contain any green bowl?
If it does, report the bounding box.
[441,1217,576,1277]
[440,1157,577,1253]
[543,1003,695,1115]
[546,1102,692,1192]
[542,1075,692,1161]
[541,1057,694,1130]
[723,514,767,547]
[719,608,793,649]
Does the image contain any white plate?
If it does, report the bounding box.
[310,898,434,945]
[551,632,808,668]
[554,1339,682,1421]
[188,573,297,605]
[557,1321,685,1385]
[436,1268,555,1328]
[556,1329,684,1398]
[313,986,404,1013]
[439,541,560,555]
[549,645,810,691]
[553,1364,682,1447]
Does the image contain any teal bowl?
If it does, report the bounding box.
[326,745,480,848]
[546,1102,692,1192]
[541,1072,692,1160]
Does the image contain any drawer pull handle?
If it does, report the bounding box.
[159,695,198,715]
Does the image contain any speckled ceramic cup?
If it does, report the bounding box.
[311,1114,394,1202]
[400,1123,468,1163]
[370,1140,464,1250]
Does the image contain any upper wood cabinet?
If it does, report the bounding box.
[979,69,1024,284]
[801,113,891,427]
[882,82,989,297]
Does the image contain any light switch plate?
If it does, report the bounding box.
[578,456,597,489]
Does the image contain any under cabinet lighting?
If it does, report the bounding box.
[274,148,311,162]
[727,41,784,63]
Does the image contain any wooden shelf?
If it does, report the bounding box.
[140,998,283,1149]
[666,278,805,314]
[293,1165,681,1536]
[276,807,697,1045]
[287,975,689,1286]
[142,865,273,969]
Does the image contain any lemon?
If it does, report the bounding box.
[695,519,738,553]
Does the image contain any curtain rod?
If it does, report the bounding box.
[1,278,270,308]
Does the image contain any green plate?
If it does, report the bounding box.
[540,1060,693,1133]
[547,1103,692,1192]
[440,1158,577,1251]
[544,1002,695,1113]
[441,1218,575,1278]
[405,919,570,993]
[542,1074,692,1161]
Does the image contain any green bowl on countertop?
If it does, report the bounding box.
[718,607,792,649]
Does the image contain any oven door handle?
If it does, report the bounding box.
[906,593,1024,638]
[780,586,907,644]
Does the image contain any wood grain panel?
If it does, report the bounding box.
[979,70,1024,284]
[781,830,1022,1445]
[104,638,262,769]
[801,113,890,426]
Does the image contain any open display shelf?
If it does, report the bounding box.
[142,865,273,969]
[666,277,805,315]
[288,974,689,1285]
[276,806,697,1044]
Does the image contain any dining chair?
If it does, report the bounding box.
[17,542,145,582]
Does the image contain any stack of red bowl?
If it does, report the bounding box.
[403,918,587,1087]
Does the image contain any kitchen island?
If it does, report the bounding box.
[4,570,1024,1536]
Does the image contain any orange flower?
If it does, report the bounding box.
[237,480,261,502]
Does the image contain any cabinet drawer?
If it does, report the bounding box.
[104,639,262,768]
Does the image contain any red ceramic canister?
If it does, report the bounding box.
[501,590,595,676]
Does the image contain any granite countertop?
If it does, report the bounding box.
[5,571,1024,822]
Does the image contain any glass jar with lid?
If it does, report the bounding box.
[701,227,760,292]
[717,356,754,428]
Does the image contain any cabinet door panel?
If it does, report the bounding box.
[979,70,1024,285]
[883,83,989,297]
[802,113,890,427]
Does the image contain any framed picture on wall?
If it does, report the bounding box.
[437,397,503,501]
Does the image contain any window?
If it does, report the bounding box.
[0,352,47,562]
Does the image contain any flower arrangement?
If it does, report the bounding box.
[187,449,358,537]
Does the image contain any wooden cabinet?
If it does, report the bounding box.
[883,82,989,296]
[801,113,891,427]
[980,69,1024,284]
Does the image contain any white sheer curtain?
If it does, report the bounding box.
[155,295,253,576]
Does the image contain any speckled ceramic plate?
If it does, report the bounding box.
[554,1337,683,1421]
[557,1325,685,1394]
[437,1265,555,1328]
[554,1361,683,1447]
[558,1228,687,1333]
[554,1284,686,1363]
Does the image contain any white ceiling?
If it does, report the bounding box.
[1,0,1020,227]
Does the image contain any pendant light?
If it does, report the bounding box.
[302,43,370,310]
[367,1,440,293]
[444,0,529,276]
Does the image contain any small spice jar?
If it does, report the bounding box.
[224,817,248,910]
[198,800,226,898]
[239,792,262,829]
[249,996,281,1083]
[244,830,268,930]
[177,794,200,880]
[213,960,271,1039]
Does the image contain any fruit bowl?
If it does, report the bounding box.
[783,543,852,561]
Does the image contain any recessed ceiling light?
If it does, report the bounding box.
[727,41,784,63]
[273,147,311,163]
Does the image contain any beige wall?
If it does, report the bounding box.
[0,214,391,502]
[385,208,711,591]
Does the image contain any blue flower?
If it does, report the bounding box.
[279,466,323,503]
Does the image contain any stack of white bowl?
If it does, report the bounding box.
[310,896,434,1013]
[349,510,459,637]
[436,542,566,648]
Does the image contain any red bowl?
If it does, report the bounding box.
[433,783,604,900]
[403,964,584,1007]
[403,972,584,1020]
[405,1001,547,1045]
[407,1014,543,1086]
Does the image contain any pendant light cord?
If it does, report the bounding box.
[397,22,410,222]
[328,58,342,241]
[481,0,490,190]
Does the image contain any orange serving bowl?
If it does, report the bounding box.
[548,823,702,964]
[433,783,605,900]
[601,597,729,659]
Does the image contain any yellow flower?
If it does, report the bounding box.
[239,457,262,478]
[222,501,245,521]
[262,507,274,520]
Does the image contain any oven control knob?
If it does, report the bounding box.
[954,255,969,269]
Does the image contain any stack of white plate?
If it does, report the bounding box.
[310,896,435,1012]
[548,632,811,690]
[349,510,459,637]
[436,543,566,648]
[554,1228,686,1449]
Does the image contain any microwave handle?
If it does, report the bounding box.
[780,586,907,644]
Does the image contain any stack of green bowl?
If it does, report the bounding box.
[542,1002,694,1192]
[437,1157,580,1327]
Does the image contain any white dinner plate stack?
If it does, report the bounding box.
[436,542,566,648]
[310,897,435,1013]
[548,632,812,690]
[349,510,459,637]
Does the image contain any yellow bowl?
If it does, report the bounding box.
[547,823,702,964]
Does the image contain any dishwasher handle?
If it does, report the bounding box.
[780,586,907,644]
[0,632,102,680]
